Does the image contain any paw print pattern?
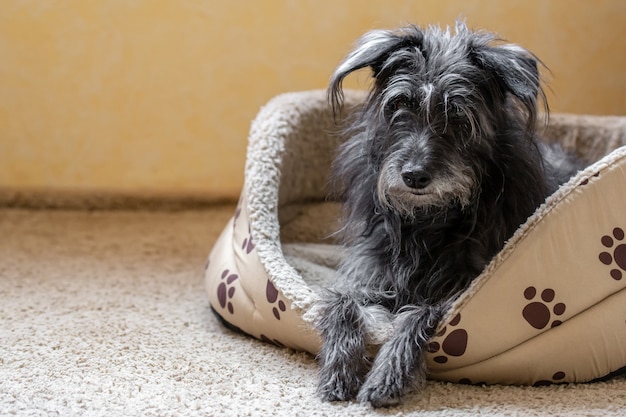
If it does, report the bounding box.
[533,371,567,386]
[599,227,626,281]
[578,171,600,186]
[242,223,255,254]
[217,269,238,314]
[522,287,566,329]
[260,334,286,348]
[233,207,242,229]
[265,279,287,320]
[428,313,468,364]
[458,378,486,386]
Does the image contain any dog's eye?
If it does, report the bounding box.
[396,99,409,110]
[390,98,412,112]
[452,107,465,120]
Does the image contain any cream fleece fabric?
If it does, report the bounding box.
[2,207,626,416]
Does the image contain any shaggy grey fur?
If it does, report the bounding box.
[315,21,582,407]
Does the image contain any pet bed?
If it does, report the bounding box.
[205,90,626,386]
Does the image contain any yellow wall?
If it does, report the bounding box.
[1,0,624,199]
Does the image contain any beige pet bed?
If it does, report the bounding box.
[205,90,626,386]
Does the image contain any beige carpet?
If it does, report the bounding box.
[1,205,625,417]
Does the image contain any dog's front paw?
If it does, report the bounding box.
[356,369,404,408]
[356,348,426,407]
[317,366,363,402]
[357,382,402,408]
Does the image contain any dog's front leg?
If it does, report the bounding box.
[315,290,371,402]
[357,304,442,407]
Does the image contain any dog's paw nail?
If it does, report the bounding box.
[358,392,401,408]
[357,385,401,408]
[320,390,353,403]
[318,381,358,403]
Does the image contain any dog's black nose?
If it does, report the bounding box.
[401,170,432,189]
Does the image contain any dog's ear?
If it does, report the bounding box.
[328,28,421,115]
[473,44,540,99]
[471,43,545,127]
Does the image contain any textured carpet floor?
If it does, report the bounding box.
[1,206,625,417]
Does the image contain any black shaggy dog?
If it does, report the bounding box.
[315,22,581,407]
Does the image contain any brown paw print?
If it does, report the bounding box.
[217,269,238,314]
[533,371,567,386]
[522,287,565,329]
[578,171,600,186]
[260,334,286,348]
[458,378,487,386]
[242,223,255,254]
[599,227,626,281]
[265,280,287,320]
[428,313,468,364]
[233,206,242,228]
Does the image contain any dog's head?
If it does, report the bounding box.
[330,22,546,217]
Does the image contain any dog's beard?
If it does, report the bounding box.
[376,154,477,218]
